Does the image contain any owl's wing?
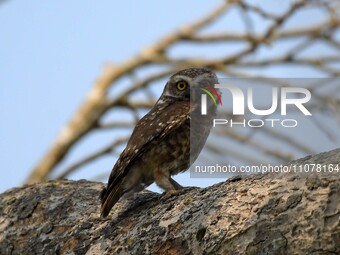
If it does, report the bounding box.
[100,100,190,217]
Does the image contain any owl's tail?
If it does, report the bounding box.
[100,183,123,218]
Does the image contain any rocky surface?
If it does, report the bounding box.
[0,149,339,254]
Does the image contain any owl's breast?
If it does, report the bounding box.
[135,119,190,179]
[136,113,215,179]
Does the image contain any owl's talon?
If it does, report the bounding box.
[162,189,186,200]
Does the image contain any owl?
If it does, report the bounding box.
[100,68,219,217]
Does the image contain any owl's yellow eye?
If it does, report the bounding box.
[176,81,187,91]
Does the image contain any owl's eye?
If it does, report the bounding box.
[176,81,188,91]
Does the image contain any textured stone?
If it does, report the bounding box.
[0,149,339,254]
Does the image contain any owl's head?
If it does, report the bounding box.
[160,68,219,102]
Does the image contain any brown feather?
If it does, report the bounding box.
[100,68,218,217]
[100,182,123,218]
[100,100,190,217]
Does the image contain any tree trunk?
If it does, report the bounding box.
[1,149,339,255]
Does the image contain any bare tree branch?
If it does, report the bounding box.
[26,0,340,184]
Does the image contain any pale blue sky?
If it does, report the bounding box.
[0,0,223,192]
[1,1,339,193]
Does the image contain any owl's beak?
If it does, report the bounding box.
[190,85,201,103]
[191,78,222,106]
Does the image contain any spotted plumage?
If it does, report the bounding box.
[100,68,219,217]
